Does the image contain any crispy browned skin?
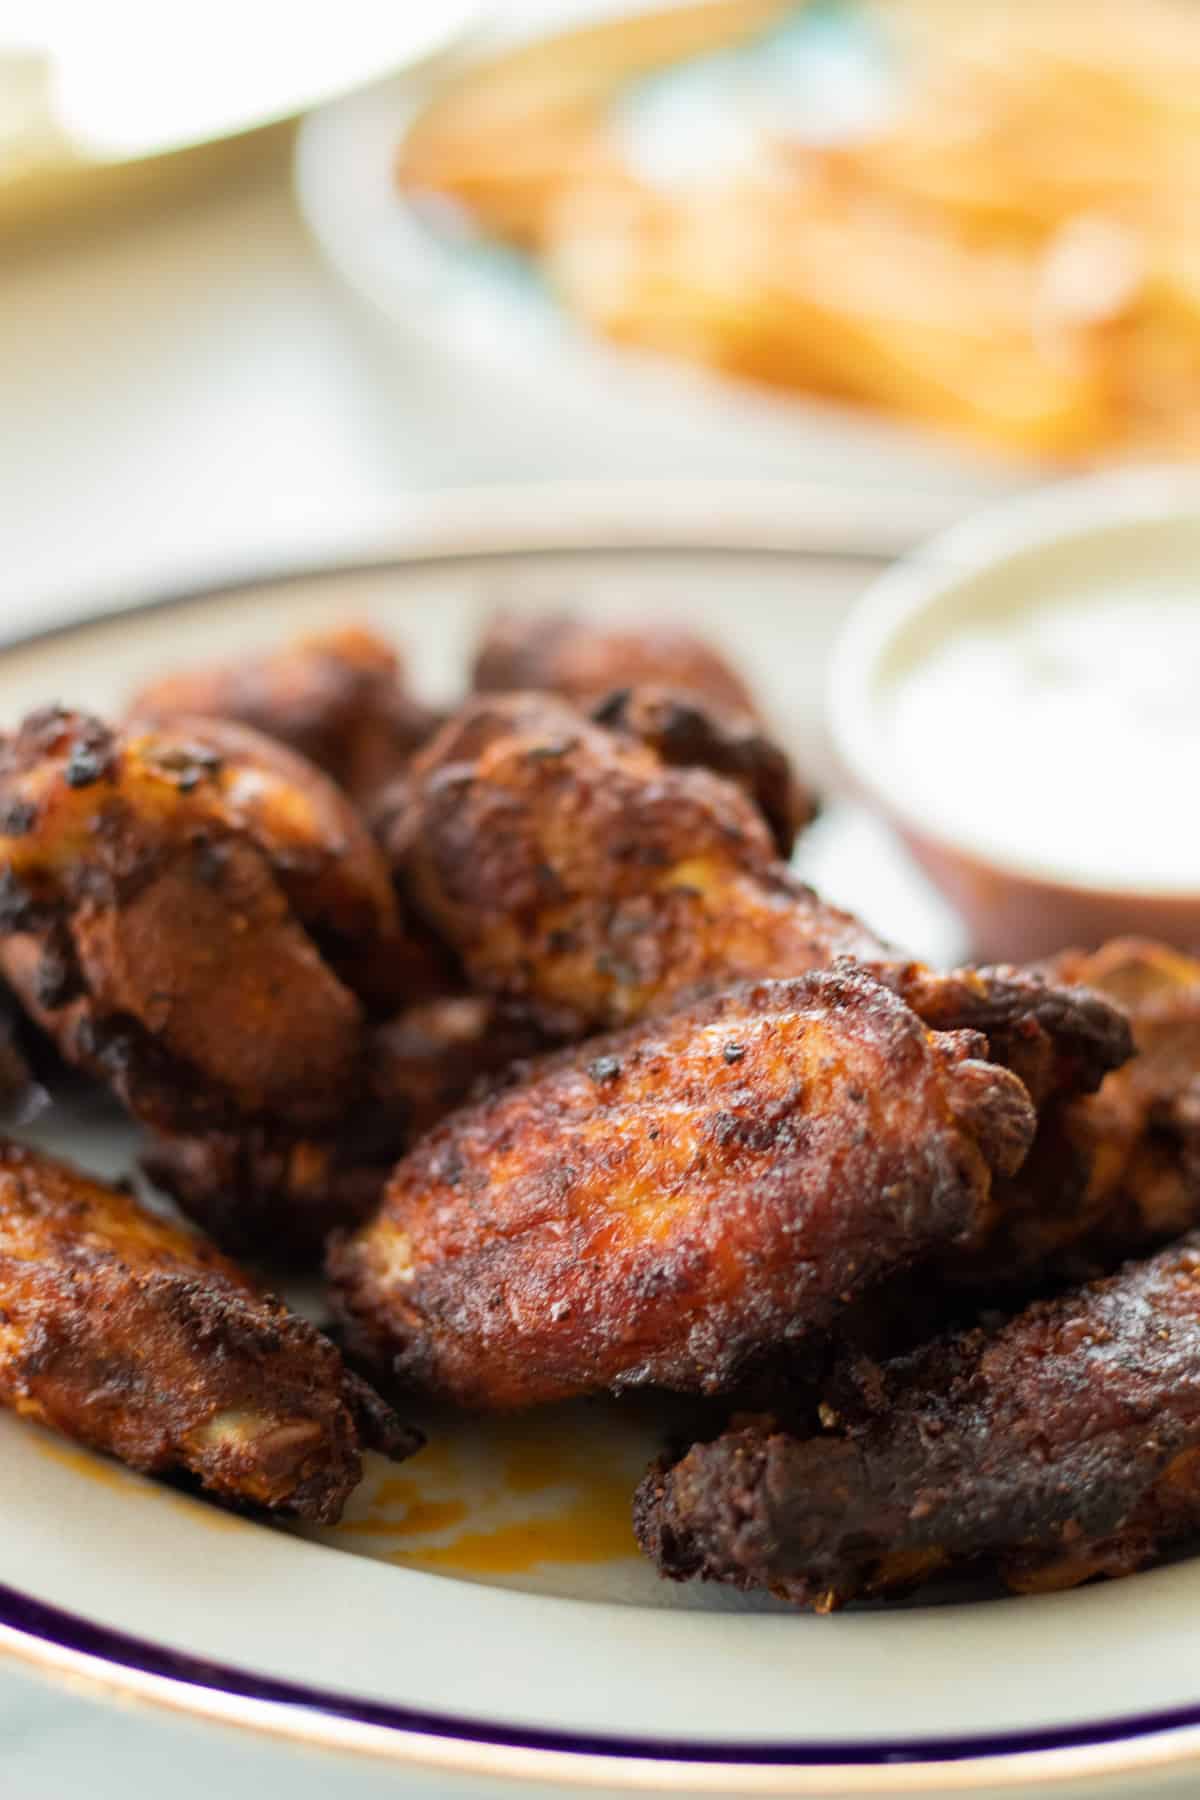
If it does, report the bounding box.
[947,940,1200,1287]
[0,1139,417,1521]
[636,1232,1200,1608]
[889,959,1133,1116]
[385,695,1130,1108]
[474,610,812,850]
[590,685,813,855]
[129,624,443,806]
[143,996,549,1260]
[473,610,760,716]
[386,693,884,1037]
[329,968,1037,1410]
[0,709,428,1134]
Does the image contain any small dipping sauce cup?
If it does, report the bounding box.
[830,471,1200,963]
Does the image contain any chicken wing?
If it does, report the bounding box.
[0,709,424,1134]
[384,694,1129,1107]
[328,967,1037,1410]
[948,939,1200,1287]
[143,995,549,1260]
[383,692,883,1037]
[591,684,812,855]
[473,609,813,850]
[636,1232,1200,1608]
[129,624,442,807]
[0,1139,417,1521]
[473,609,760,716]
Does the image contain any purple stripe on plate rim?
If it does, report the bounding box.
[1,1579,1199,1768]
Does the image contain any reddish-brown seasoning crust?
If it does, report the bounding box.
[0,709,426,1134]
[0,1139,417,1521]
[129,623,443,807]
[329,968,1036,1410]
[636,1232,1200,1608]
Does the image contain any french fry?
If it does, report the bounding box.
[400,0,1200,463]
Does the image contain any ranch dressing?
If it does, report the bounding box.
[884,592,1200,892]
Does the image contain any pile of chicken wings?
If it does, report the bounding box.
[1,609,1199,1607]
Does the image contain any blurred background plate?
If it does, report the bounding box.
[295,1,1037,505]
[0,0,480,230]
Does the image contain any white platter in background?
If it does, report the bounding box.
[293,6,1042,506]
[1,488,1196,1799]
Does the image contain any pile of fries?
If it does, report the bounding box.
[398,0,1200,462]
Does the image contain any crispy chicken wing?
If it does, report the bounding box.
[590,684,812,855]
[329,968,1037,1410]
[384,693,882,1036]
[384,694,1130,1107]
[129,624,442,806]
[143,995,549,1260]
[474,611,813,850]
[0,1139,417,1521]
[0,709,425,1134]
[949,940,1200,1287]
[636,1232,1200,1608]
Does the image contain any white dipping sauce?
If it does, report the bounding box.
[884,592,1200,892]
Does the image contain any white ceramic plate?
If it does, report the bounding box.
[293,7,1036,506]
[1,495,1198,1799]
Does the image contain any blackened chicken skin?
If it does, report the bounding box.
[143,996,549,1261]
[591,684,813,856]
[0,1139,417,1521]
[129,624,443,807]
[384,694,1130,1109]
[637,1232,1200,1608]
[475,609,813,851]
[948,940,1200,1288]
[0,709,419,1135]
[141,1127,392,1266]
[385,693,884,1037]
[329,968,1036,1411]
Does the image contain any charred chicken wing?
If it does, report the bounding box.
[636,1232,1200,1607]
[129,624,442,806]
[949,940,1200,1288]
[0,709,419,1134]
[329,968,1037,1410]
[0,1139,417,1520]
[383,693,882,1036]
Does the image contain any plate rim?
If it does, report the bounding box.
[4,505,1199,1795]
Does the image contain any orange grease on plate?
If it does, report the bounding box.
[334,1478,468,1539]
[390,1483,637,1574]
[336,1420,640,1573]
